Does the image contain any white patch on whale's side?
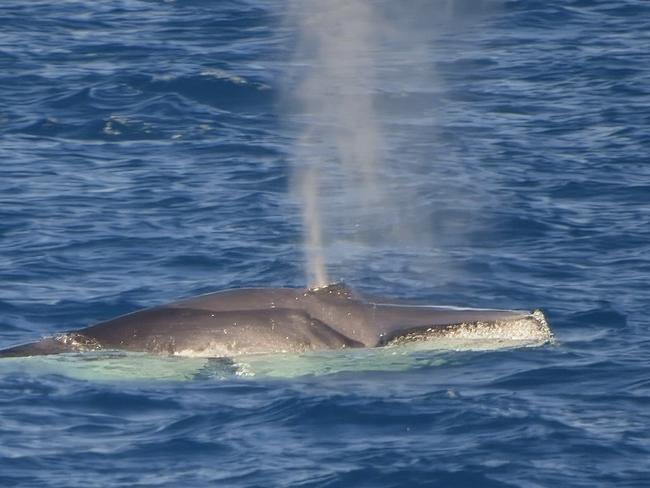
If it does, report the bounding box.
[385,309,554,350]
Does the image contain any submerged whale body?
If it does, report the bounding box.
[0,283,553,358]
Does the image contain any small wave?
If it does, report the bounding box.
[139,71,274,112]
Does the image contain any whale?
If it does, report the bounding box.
[0,283,553,358]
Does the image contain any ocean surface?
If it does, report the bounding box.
[1,0,649,486]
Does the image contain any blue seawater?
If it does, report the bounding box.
[1,1,649,486]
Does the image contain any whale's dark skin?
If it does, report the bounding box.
[0,283,551,358]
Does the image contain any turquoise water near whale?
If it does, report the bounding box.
[1,0,649,486]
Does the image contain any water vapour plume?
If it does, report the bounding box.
[287,0,384,288]
[285,0,496,288]
[300,167,328,287]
